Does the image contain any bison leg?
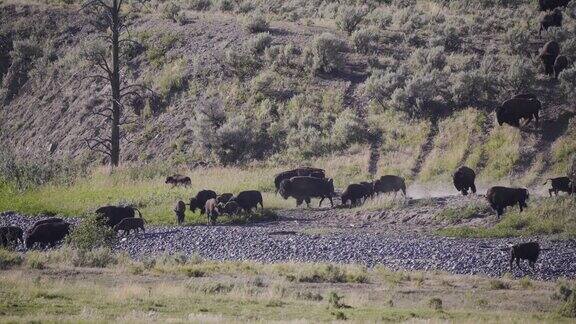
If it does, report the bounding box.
[462,189,468,196]
[518,202,524,213]
[516,258,523,271]
[497,206,504,218]
[549,189,554,197]
[510,255,515,271]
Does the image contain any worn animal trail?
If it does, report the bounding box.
[411,118,439,179]
[368,130,382,177]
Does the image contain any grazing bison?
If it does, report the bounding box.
[165,174,191,187]
[359,181,375,200]
[279,176,335,207]
[174,200,186,225]
[554,55,569,78]
[216,193,234,205]
[0,226,24,247]
[540,41,560,75]
[540,9,562,35]
[453,166,477,196]
[95,206,142,227]
[28,217,64,233]
[189,190,217,214]
[219,200,240,215]
[204,198,220,224]
[508,242,541,271]
[373,175,406,197]
[274,167,325,193]
[25,222,70,249]
[235,190,264,213]
[539,0,571,11]
[113,217,145,235]
[544,176,573,196]
[486,186,529,217]
[341,184,368,207]
[496,97,541,127]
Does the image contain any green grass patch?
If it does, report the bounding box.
[434,201,489,222]
[476,126,521,180]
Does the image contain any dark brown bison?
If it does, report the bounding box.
[274,167,325,193]
[165,174,191,187]
[554,55,569,78]
[359,181,375,200]
[25,222,70,249]
[113,217,145,235]
[453,166,477,196]
[513,93,538,100]
[189,190,217,214]
[279,176,335,207]
[540,9,562,35]
[216,193,234,205]
[373,175,406,197]
[235,190,264,213]
[544,176,573,196]
[341,184,368,207]
[28,217,64,234]
[540,41,560,75]
[219,200,240,215]
[486,186,529,217]
[539,0,571,11]
[0,226,23,247]
[205,198,220,224]
[508,242,540,271]
[174,200,186,225]
[496,97,541,127]
[95,206,142,227]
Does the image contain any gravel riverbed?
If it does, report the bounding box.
[2,211,575,281]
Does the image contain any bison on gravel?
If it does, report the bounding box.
[205,198,220,224]
[216,193,234,205]
[539,0,571,11]
[0,226,23,247]
[508,242,541,271]
[274,167,325,193]
[544,176,573,196]
[25,222,70,249]
[28,217,64,233]
[540,41,560,75]
[96,206,142,227]
[373,175,406,197]
[453,166,477,196]
[235,190,264,213]
[359,181,375,200]
[174,200,186,225]
[113,217,145,235]
[554,55,569,79]
[496,97,541,127]
[486,186,529,217]
[165,174,191,187]
[341,184,368,207]
[189,190,217,214]
[279,176,335,207]
[540,9,562,35]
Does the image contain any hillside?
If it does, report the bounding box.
[1,0,576,185]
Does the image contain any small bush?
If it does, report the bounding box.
[489,279,510,290]
[156,58,188,98]
[249,32,273,54]
[67,216,115,251]
[72,248,117,268]
[336,6,365,35]
[351,27,379,54]
[504,26,531,55]
[559,65,576,100]
[559,292,576,318]
[236,1,254,13]
[0,248,23,269]
[428,297,443,311]
[245,14,269,33]
[26,251,47,270]
[188,0,211,11]
[161,2,182,22]
[506,58,536,93]
[224,48,261,79]
[331,110,367,149]
[303,33,346,75]
[328,291,347,308]
[218,0,234,11]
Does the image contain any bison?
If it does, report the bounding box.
[539,0,571,11]
[204,198,220,224]
[28,217,64,234]
[359,181,375,200]
[373,175,406,197]
[219,200,241,216]
[189,190,217,214]
[274,167,325,193]
[540,41,560,75]
[95,206,142,227]
[540,9,562,35]
[486,186,529,217]
[165,174,191,187]
[554,55,569,79]
[508,242,540,271]
[544,176,573,196]
[496,97,541,127]
[216,193,234,205]
[453,166,477,196]
[25,222,70,249]
[174,200,186,225]
[113,217,145,235]
[341,184,367,207]
[279,176,335,207]
[0,226,23,247]
[235,190,264,213]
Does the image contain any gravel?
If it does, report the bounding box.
[2,211,575,281]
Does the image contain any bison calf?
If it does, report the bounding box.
[341,184,367,207]
[544,177,573,196]
[174,200,186,225]
[113,217,145,236]
[216,193,234,205]
[486,186,529,217]
[0,226,24,247]
[96,206,142,227]
[453,166,476,196]
[540,41,560,75]
[165,174,191,187]
[235,190,264,213]
[205,198,220,224]
[508,242,540,271]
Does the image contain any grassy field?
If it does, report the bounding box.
[0,247,575,323]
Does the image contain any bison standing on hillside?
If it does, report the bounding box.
[165,174,191,187]
[189,190,217,214]
[341,184,368,207]
[96,206,142,227]
[486,186,529,217]
[496,97,541,127]
[373,175,406,197]
[25,222,70,249]
[554,55,569,79]
[540,41,560,75]
[0,226,24,247]
[274,167,325,193]
[544,176,573,196]
[279,176,335,207]
[235,190,264,213]
[540,9,562,35]
[453,166,477,196]
[539,0,571,11]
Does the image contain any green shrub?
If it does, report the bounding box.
[303,33,346,75]
[489,279,510,290]
[26,251,47,270]
[224,48,261,79]
[0,248,23,269]
[328,291,346,308]
[559,65,576,100]
[218,0,234,11]
[504,25,531,55]
[67,216,115,251]
[428,297,443,311]
[188,0,211,11]
[249,32,273,54]
[245,14,269,33]
[161,2,182,22]
[236,1,254,13]
[506,58,536,93]
[336,6,365,35]
[559,292,576,318]
[331,110,367,149]
[71,247,117,268]
[155,58,188,98]
[351,27,379,54]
